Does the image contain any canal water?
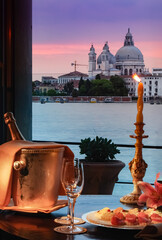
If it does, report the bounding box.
[32,102,162,194]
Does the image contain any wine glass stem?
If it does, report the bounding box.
[69,197,76,229]
[67,196,71,220]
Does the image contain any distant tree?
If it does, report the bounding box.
[110,76,128,96]
[72,89,79,97]
[32,90,39,96]
[78,76,128,96]
[79,77,84,90]
[78,79,93,96]
[47,89,57,96]
[89,79,113,96]
[79,84,87,96]
[95,74,101,80]
[85,79,92,94]
[64,81,74,95]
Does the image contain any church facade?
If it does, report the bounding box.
[88,28,146,79]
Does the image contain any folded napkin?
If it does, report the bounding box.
[135,223,162,240]
[0,199,68,213]
[0,140,74,207]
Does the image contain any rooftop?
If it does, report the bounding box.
[58,71,88,78]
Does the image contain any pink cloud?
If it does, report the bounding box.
[33,41,162,58]
[136,41,162,58]
[32,43,89,55]
[32,41,162,76]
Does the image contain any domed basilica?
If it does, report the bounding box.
[88,28,145,79]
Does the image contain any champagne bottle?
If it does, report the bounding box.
[4,112,25,140]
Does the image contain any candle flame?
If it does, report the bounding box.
[132,73,141,82]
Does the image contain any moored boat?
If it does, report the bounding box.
[55,98,60,103]
[104,98,113,103]
[90,98,97,103]
[40,98,46,104]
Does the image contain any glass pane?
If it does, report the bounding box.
[32,0,162,185]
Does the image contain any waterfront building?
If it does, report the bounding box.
[88,28,147,79]
[88,42,120,79]
[152,68,162,76]
[42,76,58,85]
[33,80,41,86]
[123,73,162,99]
[58,71,88,84]
[115,28,145,76]
[50,29,162,99]
[38,84,56,95]
[87,28,162,99]
[135,75,162,99]
[122,75,137,97]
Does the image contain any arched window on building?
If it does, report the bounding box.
[129,69,133,75]
[124,69,128,75]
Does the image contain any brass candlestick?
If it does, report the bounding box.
[120,122,148,204]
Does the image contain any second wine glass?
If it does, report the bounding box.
[54,160,87,234]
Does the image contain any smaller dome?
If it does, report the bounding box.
[97,53,116,64]
[97,42,116,64]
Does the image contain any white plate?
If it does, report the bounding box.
[82,211,144,230]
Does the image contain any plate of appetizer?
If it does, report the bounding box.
[82,206,162,230]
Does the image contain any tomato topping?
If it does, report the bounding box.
[111,212,125,226]
[125,213,138,225]
[138,212,151,224]
[151,213,162,223]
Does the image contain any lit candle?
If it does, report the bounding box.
[133,74,143,123]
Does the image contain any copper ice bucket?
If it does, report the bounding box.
[12,147,64,208]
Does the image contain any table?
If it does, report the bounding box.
[0,195,142,240]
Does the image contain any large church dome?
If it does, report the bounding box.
[116,45,143,62]
[115,28,145,75]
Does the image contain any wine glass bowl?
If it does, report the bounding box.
[63,160,83,197]
[54,160,87,234]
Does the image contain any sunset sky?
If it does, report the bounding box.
[32,0,162,81]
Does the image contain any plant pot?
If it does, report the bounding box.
[81,160,125,194]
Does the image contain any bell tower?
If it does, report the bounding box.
[101,42,110,75]
[88,44,96,78]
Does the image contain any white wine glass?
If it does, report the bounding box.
[54,159,85,225]
[54,160,87,234]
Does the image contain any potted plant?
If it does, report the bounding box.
[79,136,125,194]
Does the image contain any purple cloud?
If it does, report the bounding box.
[33,0,162,44]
